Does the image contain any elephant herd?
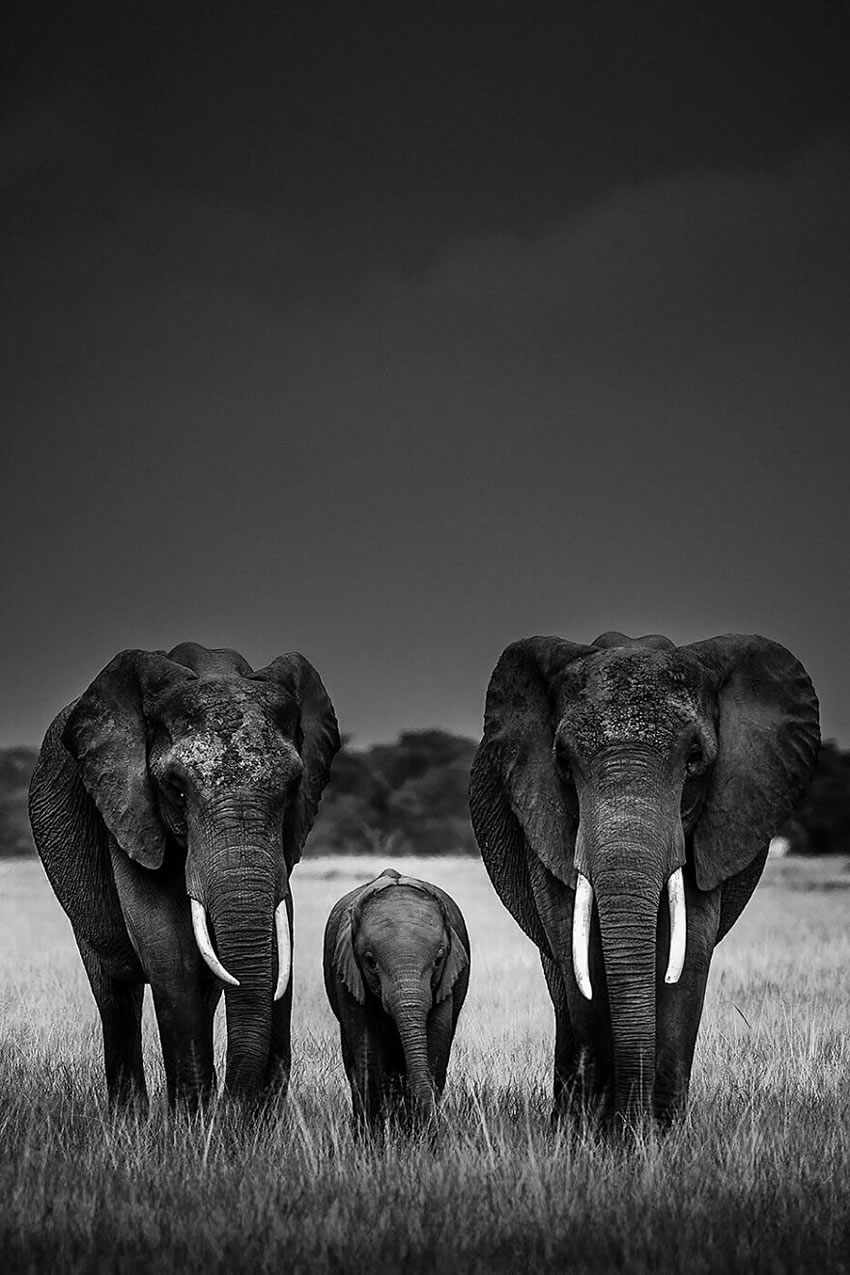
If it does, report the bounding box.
[27,632,819,1131]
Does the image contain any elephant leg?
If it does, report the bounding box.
[654,878,721,1124]
[78,937,147,1112]
[386,1065,410,1130]
[151,977,217,1110]
[264,895,293,1096]
[527,854,613,1120]
[384,1020,427,1129]
[550,952,619,1127]
[426,998,454,1096]
[111,851,217,1110]
[265,972,293,1097]
[540,952,575,1117]
[542,949,614,1121]
[342,1020,389,1132]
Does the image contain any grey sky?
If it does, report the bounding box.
[2,3,849,747]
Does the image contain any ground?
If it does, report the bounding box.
[1,853,849,1273]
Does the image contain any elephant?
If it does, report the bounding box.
[469,631,819,1126]
[28,642,339,1110]
[323,868,470,1129]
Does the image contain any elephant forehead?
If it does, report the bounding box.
[359,890,443,940]
[170,711,301,789]
[559,651,707,751]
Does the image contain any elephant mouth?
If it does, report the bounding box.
[571,867,686,1001]
[189,894,292,1001]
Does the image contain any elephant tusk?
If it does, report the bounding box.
[572,873,594,1001]
[664,868,687,985]
[190,899,240,987]
[273,900,292,1002]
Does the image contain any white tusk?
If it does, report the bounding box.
[273,900,292,1002]
[190,899,240,987]
[572,873,594,1001]
[664,868,687,985]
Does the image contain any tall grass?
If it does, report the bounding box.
[1,855,849,1273]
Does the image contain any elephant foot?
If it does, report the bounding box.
[262,1056,291,1103]
[398,1104,440,1142]
[652,1087,689,1129]
[107,1083,150,1121]
[552,1065,613,1133]
[351,1094,438,1143]
[168,1083,219,1118]
[350,1110,391,1147]
[550,1099,611,1143]
[350,1088,389,1139]
[652,1057,690,1128]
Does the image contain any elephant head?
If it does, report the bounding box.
[332,870,470,1118]
[470,632,819,1119]
[61,642,339,1092]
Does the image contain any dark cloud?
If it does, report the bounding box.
[3,4,849,748]
[4,3,849,271]
[3,137,848,745]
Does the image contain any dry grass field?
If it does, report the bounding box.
[1,852,849,1274]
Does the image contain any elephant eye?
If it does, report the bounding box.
[555,746,578,792]
[363,951,378,971]
[165,776,186,805]
[685,743,703,772]
[435,948,446,965]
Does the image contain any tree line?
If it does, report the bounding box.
[2,734,850,859]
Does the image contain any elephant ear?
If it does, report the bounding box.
[61,649,196,870]
[253,653,340,866]
[334,907,365,1004]
[435,926,469,1003]
[475,637,595,886]
[686,635,820,892]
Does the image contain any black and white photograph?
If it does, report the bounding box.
[1,2,849,1270]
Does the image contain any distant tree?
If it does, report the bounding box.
[386,753,478,855]
[306,735,391,854]
[0,747,38,857]
[368,731,474,789]
[778,740,850,854]
[307,730,478,856]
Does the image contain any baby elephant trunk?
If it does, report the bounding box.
[384,978,436,1121]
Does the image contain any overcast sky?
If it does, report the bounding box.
[2,2,849,748]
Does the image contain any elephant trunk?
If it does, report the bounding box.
[594,866,661,1118]
[186,803,286,1096]
[384,979,436,1120]
[574,752,685,1121]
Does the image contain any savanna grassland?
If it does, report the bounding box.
[1,853,849,1274]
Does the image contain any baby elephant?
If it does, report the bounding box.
[324,868,470,1128]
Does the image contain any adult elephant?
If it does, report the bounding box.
[469,631,819,1125]
[28,642,339,1110]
